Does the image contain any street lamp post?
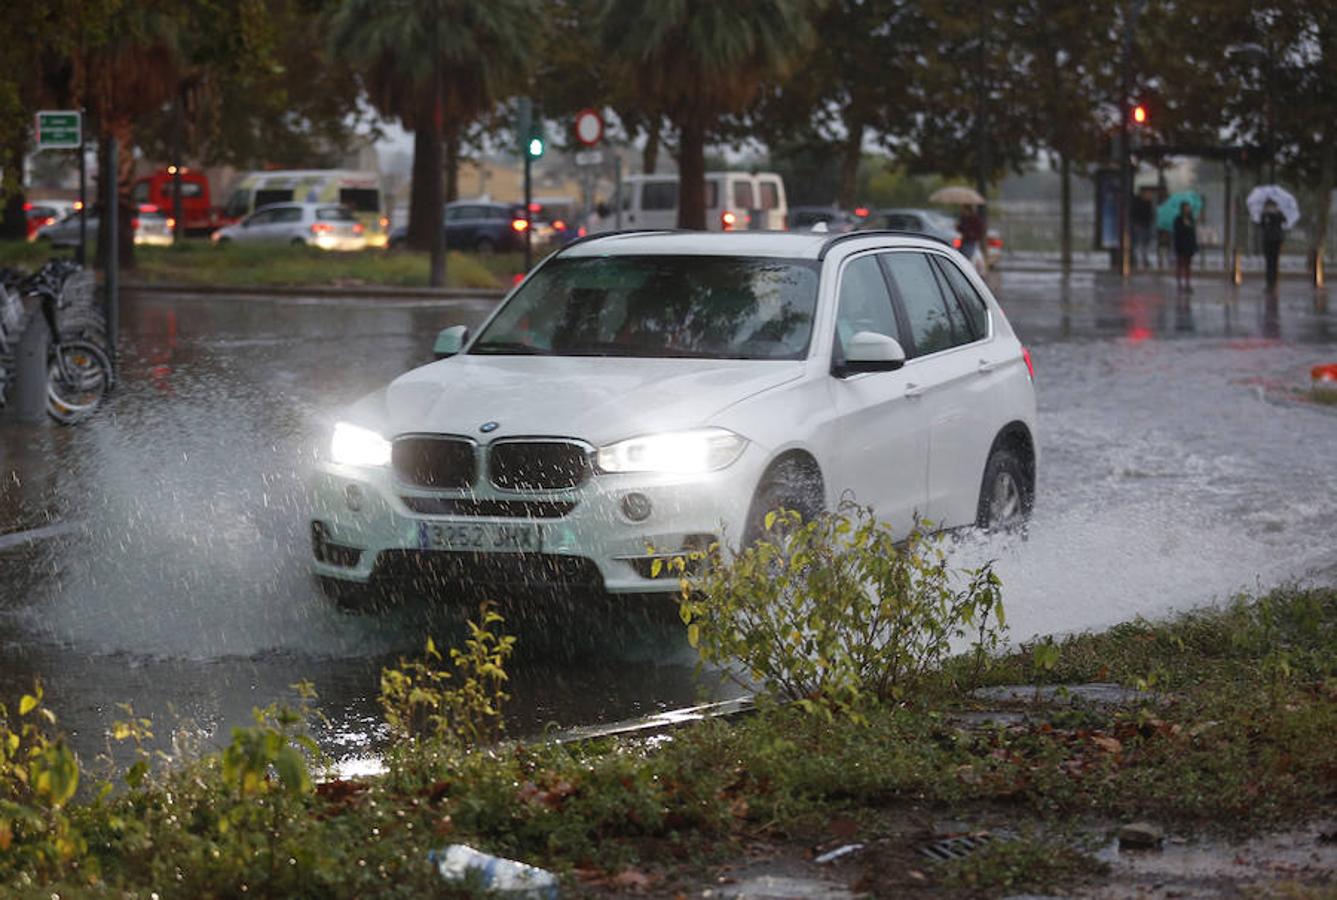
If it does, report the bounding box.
[1118,0,1146,279]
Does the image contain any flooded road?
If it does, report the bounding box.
[1,273,1334,766]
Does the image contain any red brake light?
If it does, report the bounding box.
[528,202,541,213]
[988,237,1003,249]
[352,222,364,234]
[853,207,869,218]
[40,216,55,227]
[1022,347,1034,380]
[139,203,159,213]
[311,222,334,234]
[552,219,566,231]
[952,237,962,249]
[577,226,587,237]
[511,218,529,232]
[511,273,525,285]
[721,210,737,230]
[22,201,32,211]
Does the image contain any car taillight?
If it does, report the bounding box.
[988,237,1003,249]
[131,218,140,230]
[352,222,364,234]
[528,202,541,213]
[40,216,54,227]
[23,201,32,211]
[73,201,84,211]
[552,219,566,231]
[166,217,176,229]
[139,203,159,213]
[952,237,962,249]
[721,210,737,230]
[378,216,389,229]
[1022,347,1034,380]
[511,273,525,285]
[311,222,334,234]
[577,226,587,237]
[511,218,529,232]
[853,206,869,218]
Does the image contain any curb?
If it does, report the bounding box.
[121,281,508,300]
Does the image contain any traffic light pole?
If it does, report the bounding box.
[524,152,532,272]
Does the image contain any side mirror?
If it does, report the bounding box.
[433,325,469,359]
[835,331,907,377]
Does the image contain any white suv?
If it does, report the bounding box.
[310,231,1036,600]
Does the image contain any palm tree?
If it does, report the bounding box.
[599,0,819,229]
[329,0,538,255]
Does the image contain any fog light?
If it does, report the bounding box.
[344,484,364,512]
[621,492,652,522]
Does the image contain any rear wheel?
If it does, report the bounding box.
[46,340,111,425]
[976,447,1032,531]
[742,457,824,546]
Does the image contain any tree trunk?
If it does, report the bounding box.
[406,92,443,253]
[1311,133,1334,284]
[836,121,864,210]
[642,118,661,175]
[0,132,27,240]
[1060,153,1072,272]
[113,120,136,269]
[676,120,706,230]
[444,126,460,203]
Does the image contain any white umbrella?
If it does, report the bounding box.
[1246,185,1300,228]
[929,185,986,205]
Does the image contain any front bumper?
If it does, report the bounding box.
[309,449,762,595]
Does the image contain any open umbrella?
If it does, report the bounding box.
[929,185,986,205]
[1156,191,1202,232]
[1246,185,1300,228]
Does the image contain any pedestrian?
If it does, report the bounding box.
[957,204,985,265]
[1172,201,1198,292]
[1131,189,1154,269]
[1259,198,1286,290]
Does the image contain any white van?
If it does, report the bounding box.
[612,171,788,232]
[221,170,390,247]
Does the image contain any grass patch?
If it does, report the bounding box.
[0,238,513,290]
[1,586,1333,897]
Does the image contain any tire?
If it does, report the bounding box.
[46,339,112,425]
[291,238,307,247]
[742,457,824,546]
[976,447,1033,531]
[474,236,496,254]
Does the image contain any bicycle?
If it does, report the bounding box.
[0,262,113,425]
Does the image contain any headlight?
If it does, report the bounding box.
[330,422,391,467]
[596,427,747,474]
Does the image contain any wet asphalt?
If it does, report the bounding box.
[0,268,1333,767]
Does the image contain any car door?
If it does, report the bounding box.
[828,252,930,533]
[881,250,987,527]
[269,206,305,242]
[237,208,275,242]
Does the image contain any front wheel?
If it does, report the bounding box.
[47,340,112,425]
[742,458,824,547]
[976,448,1033,532]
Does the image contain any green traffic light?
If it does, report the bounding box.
[527,137,544,158]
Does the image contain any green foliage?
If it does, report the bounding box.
[678,503,1005,717]
[380,604,516,753]
[0,681,84,874]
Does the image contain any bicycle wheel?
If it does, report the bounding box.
[47,339,112,425]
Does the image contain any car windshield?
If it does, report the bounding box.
[470,255,819,360]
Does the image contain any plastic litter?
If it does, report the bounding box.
[429,844,559,898]
[814,843,864,865]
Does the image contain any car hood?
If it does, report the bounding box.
[372,355,805,446]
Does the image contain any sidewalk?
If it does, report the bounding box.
[999,249,1324,281]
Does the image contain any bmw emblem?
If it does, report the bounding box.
[479,421,499,433]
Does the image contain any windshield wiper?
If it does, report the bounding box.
[558,341,725,359]
[470,341,549,355]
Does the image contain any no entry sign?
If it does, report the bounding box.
[574,108,603,147]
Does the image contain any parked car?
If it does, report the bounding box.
[864,208,1003,269]
[788,206,860,232]
[211,202,367,251]
[310,230,1037,602]
[387,201,538,253]
[24,200,75,241]
[131,168,217,234]
[220,169,389,247]
[34,205,174,248]
[601,171,789,232]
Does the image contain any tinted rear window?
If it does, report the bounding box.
[641,182,677,211]
[317,207,355,221]
[758,181,780,209]
[254,189,293,208]
[339,188,380,213]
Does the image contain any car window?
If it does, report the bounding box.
[758,181,780,210]
[224,189,249,219]
[834,255,901,359]
[931,255,989,339]
[178,181,204,198]
[472,255,819,360]
[131,182,150,206]
[275,207,304,223]
[254,189,293,209]
[444,206,465,222]
[338,188,380,213]
[733,181,754,209]
[640,182,677,211]
[882,252,956,357]
[317,207,355,221]
[247,209,275,226]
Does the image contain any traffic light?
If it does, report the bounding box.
[527,134,544,159]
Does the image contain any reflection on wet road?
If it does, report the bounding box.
[0,274,1333,766]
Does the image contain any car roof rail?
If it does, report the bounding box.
[816,229,955,260]
[555,228,679,254]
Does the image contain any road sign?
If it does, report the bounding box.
[574,108,603,147]
[35,110,81,149]
[574,149,604,167]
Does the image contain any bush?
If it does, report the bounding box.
[677,504,1005,716]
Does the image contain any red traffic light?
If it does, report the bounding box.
[1132,104,1148,125]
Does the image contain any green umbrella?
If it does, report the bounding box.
[1157,191,1203,232]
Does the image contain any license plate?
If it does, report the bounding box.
[418,521,541,553]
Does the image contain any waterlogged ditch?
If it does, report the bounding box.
[2,527,1333,898]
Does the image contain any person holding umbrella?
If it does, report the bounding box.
[1260,199,1286,289]
[957,204,985,263]
[1173,201,1198,292]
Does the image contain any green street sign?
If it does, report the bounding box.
[36,110,81,149]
